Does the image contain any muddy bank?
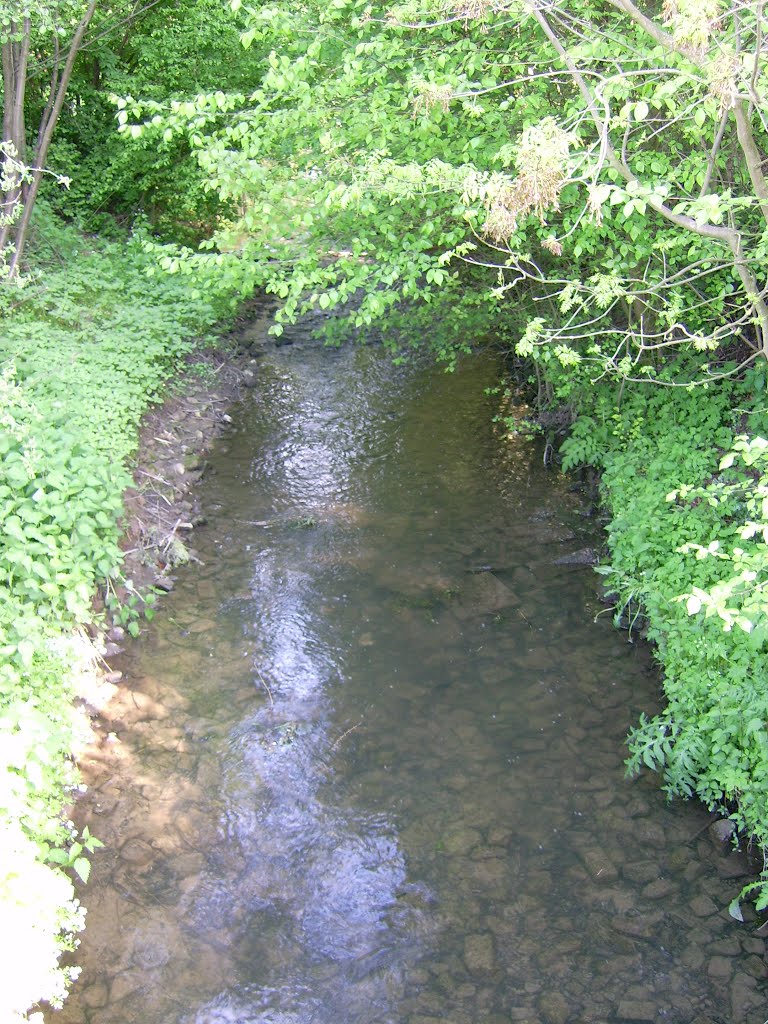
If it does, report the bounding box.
[91,304,274,633]
[69,304,273,839]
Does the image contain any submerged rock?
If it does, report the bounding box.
[616,1000,657,1021]
[580,848,619,883]
[120,838,154,866]
[538,990,570,1024]
[463,932,495,974]
[553,547,598,566]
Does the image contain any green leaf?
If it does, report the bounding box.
[73,856,91,884]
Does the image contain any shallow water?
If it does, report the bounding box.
[53,323,766,1024]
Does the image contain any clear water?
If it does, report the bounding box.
[52,325,766,1024]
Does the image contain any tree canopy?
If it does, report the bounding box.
[113,0,768,383]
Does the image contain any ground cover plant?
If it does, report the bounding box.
[558,367,768,908]
[0,210,235,1022]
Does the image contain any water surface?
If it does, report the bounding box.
[54,324,766,1024]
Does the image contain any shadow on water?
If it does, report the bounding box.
[51,325,766,1024]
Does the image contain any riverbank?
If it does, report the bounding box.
[0,215,254,1023]
[547,361,768,917]
[96,310,271,629]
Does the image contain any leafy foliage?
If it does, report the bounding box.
[44,0,255,240]
[672,435,768,635]
[108,0,768,380]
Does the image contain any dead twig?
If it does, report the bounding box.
[135,468,176,489]
[161,517,183,555]
[331,720,363,751]
[255,665,274,707]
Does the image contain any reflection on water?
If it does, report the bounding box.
[53,327,766,1024]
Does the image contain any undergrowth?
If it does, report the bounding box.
[0,207,237,1022]
[559,363,768,910]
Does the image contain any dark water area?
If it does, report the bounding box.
[52,322,766,1024]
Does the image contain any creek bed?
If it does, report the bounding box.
[52,325,766,1024]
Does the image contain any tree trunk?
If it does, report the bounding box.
[0,2,98,277]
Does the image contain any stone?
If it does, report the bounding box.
[624,796,652,817]
[741,954,766,979]
[188,617,217,633]
[612,914,662,940]
[717,853,752,879]
[102,687,169,727]
[707,956,733,980]
[109,969,144,1002]
[91,792,119,815]
[581,848,619,883]
[623,861,659,884]
[682,861,707,884]
[740,936,765,954]
[592,789,615,809]
[709,818,736,847]
[443,827,482,856]
[616,1001,656,1021]
[132,940,172,970]
[730,971,762,1023]
[464,932,496,974]
[488,826,512,845]
[469,857,508,888]
[707,936,740,956]
[689,894,718,917]
[553,547,598,566]
[537,991,570,1024]
[680,945,706,970]
[641,878,676,900]
[632,821,666,846]
[82,980,109,1008]
[120,838,154,866]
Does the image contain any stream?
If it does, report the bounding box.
[51,320,766,1024]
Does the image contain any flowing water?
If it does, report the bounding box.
[53,320,766,1024]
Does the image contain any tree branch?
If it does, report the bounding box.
[526,0,768,356]
[700,108,729,199]
[733,99,768,226]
